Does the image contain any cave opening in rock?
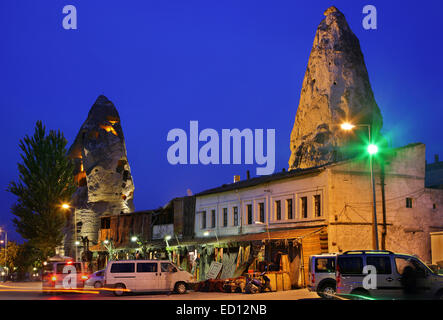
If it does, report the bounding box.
[99,124,118,136]
[116,160,127,173]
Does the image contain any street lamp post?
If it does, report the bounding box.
[102,239,113,264]
[254,221,271,241]
[62,203,78,262]
[203,230,219,244]
[174,234,181,247]
[0,228,7,279]
[164,235,172,261]
[341,122,379,250]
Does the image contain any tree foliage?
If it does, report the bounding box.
[0,241,19,272]
[7,121,76,259]
[0,242,41,279]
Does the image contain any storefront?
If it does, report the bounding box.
[190,226,328,288]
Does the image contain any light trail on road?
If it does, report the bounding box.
[0,283,131,295]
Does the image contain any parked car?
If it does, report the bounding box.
[42,260,88,293]
[104,260,194,296]
[307,253,337,298]
[85,269,105,288]
[336,250,443,300]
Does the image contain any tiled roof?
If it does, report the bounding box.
[194,165,328,197]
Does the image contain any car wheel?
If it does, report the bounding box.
[319,282,336,299]
[113,283,126,296]
[175,282,187,294]
[94,281,103,288]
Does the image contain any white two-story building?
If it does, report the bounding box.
[192,143,443,284]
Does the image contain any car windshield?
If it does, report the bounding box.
[396,255,435,275]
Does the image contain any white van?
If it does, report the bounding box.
[104,260,194,296]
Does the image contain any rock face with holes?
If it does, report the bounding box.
[64,95,135,256]
[288,6,383,170]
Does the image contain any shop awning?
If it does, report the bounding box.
[201,225,327,244]
[88,225,327,251]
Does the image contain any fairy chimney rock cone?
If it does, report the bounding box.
[65,95,135,254]
[288,6,383,170]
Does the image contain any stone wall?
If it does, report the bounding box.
[327,143,443,262]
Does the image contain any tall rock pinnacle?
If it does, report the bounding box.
[64,95,135,256]
[288,6,383,170]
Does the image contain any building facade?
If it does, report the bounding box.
[89,196,195,270]
[192,143,443,285]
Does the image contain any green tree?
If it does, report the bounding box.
[0,242,41,280]
[0,241,19,272]
[7,121,76,259]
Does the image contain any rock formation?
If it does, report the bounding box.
[64,95,135,257]
[289,6,383,170]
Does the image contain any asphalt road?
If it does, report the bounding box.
[0,281,320,300]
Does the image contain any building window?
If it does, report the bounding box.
[287,199,293,219]
[247,204,253,225]
[314,195,321,217]
[211,209,216,228]
[101,217,110,229]
[233,207,239,226]
[258,202,265,223]
[433,203,437,210]
[406,198,413,208]
[301,197,308,218]
[223,208,228,227]
[201,211,206,229]
[275,200,282,220]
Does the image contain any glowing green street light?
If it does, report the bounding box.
[341,122,380,250]
[367,144,378,155]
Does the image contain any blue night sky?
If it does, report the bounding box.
[1,1,442,241]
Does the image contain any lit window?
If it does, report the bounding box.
[201,211,206,229]
[301,197,308,219]
[99,124,118,136]
[276,200,282,220]
[247,204,253,225]
[287,199,293,219]
[233,207,239,226]
[223,208,228,227]
[211,210,216,228]
[258,202,265,223]
[314,195,321,217]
